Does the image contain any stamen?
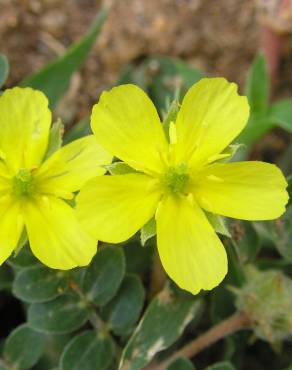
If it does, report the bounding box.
[162,163,189,194]
[12,168,36,197]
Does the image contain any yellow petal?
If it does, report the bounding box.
[194,161,288,220]
[174,78,249,169]
[156,194,227,294]
[0,160,11,194]
[0,87,51,173]
[91,84,169,175]
[36,135,112,198]
[0,197,24,264]
[23,196,97,269]
[76,173,161,243]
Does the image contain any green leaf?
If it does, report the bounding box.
[0,54,9,89]
[8,247,39,269]
[123,241,154,275]
[0,265,13,291]
[4,324,45,369]
[22,8,108,108]
[36,334,71,370]
[64,117,90,144]
[237,54,273,149]
[287,175,292,208]
[245,54,269,115]
[224,239,245,287]
[83,246,125,306]
[206,361,235,370]
[60,330,114,370]
[101,274,145,335]
[140,218,156,246]
[236,114,275,148]
[106,162,136,175]
[147,57,204,109]
[162,99,180,139]
[28,295,88,334]
[45,119,64,159]
[229,220,260,264]
[167,357,196,370]
[13,265,68,303]
[119,287,202,370]
[270,99,292,132]
[210,285,235,323]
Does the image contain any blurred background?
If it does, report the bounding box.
[0,1,291,108]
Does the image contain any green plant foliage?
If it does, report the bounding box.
[233,266,292,343]
[258,206,292,262]
[83,246,125,306]
[3,324,45,369]
[205,213,230,238]
[45,119,64,159]
[12,265,68,303]
[101,274,145,335]
[237,54,292,149]
[118,57,203,110]
[167,357,196,370]
[22,8,108,108]
[106,162,136,175]
[245,54,269,116]
[270,99,292,132]
[0,264,13,291]
[63,117,91,143]
[205,361,235,370]
[229,220,261,264]
[147,57,204,109]
[8,247,39,269]
[0,54,9,89]
[119,287,202,370]
[60,331,114,370]
[28,294,89,334]
[140,218,156,246]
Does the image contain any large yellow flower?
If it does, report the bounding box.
[77,78,288,294]
[0,87,112,269]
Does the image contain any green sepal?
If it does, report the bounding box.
[105,161,136,175]
[140,217,156,246]
[45,118,64,159]
[162,99,180,141]
[205,212,230,237]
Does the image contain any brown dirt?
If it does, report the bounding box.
[0,0,291,122]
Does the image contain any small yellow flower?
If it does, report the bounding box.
[76,78,288,294]
[0,87,112,269]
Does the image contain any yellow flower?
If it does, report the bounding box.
[0,87,112,269]
[76,78,288,294]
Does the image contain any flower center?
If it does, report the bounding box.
[162,163,190,194]
[13,168,36,197]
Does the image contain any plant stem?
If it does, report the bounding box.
[147,311,251,370]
